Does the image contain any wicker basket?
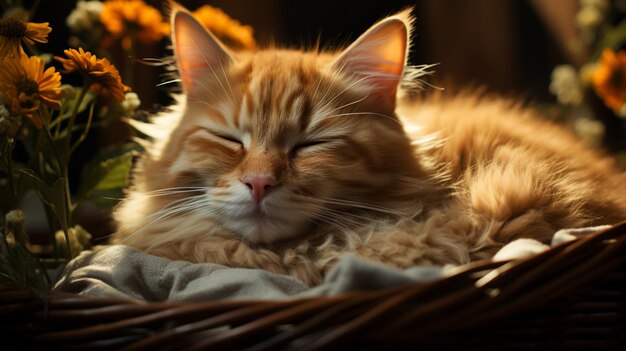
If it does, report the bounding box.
[1,221,625,350]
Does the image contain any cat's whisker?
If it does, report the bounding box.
[110,187,207,212]
[141,57,177,70]
[116,195,201,228]
[323,197,411,218]
[310,212,355,237]
[189,78,221,101]
[313,75,339,112]
[208,62,232,100]
[323,207,378,225]
[142,186,208,195]
[311,58,350,109]
[128,195,206,226]
[276,198,371,229]
[156,79,182,87]
[326,96,368,114]
[308,202,380,226]
[310,75,325,102]
[333,57,350,76]
[318,74,376,111]
[118,195,210,245]
[187,95,219,110]
[189,39,233,100]
[293,195,415,223]
[219,57,236,99]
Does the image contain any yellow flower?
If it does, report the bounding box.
[100,0,165,49]
[0,55,62,128]
[590,48,626,111]
[0,17,52,57]
[192,5,255,50]
[55,48,130,103]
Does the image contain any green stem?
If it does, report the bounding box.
[38,107,62,176]
[48,109,68,129]
[59,82,91,260]
[37,107,70,260]
[64,83,92,163]
[2,122,29,236]
[2,138,18,210]
[70,100,96,154]
[62,83,91,209]
[53,117,62,138]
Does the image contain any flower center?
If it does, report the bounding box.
[16,77,39,95]
[0,18,27,38]
[609,68,624,90]
[15,77,40,112]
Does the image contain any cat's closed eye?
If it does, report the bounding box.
[292,140,327,154]
[210,131,243,147]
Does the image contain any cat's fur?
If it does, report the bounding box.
[112,5,626,286]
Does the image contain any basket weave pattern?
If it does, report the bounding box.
[1,222,625,350]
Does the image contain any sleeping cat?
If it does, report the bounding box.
[112,5,626,286]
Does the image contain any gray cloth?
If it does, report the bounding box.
[53,226,605,301]
[53,246,444,301]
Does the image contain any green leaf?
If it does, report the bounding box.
[595,20,626,60]
[17,169,68,228]
[78,148,135,209]
[61,88,96,116]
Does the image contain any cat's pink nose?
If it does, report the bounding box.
[241,175,278,203]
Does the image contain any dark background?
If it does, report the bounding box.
[28,0,578,105]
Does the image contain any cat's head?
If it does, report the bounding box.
[131,5,428,245]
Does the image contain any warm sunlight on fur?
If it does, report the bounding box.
[112,4,626,286]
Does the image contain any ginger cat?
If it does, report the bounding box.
[112,6,626,286]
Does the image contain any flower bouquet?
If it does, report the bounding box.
[549,0,626,158]
[0,0,255,291]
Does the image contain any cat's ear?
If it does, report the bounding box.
[170,4,235,91]
[331,10,412,110]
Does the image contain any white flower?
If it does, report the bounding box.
[581,0,609,11]
[0,103,9,118]
[577,0,609,31]
[574,116,605,146]
[549,65,584,105]
[55,225,92,258]
[39,53,53,64]
[121,92,141,115]
[61,84,77,101]
[66,0,104,33]
[577,5,603,30]
[99,92,141,119]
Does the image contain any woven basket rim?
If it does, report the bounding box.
[1,220,625,350]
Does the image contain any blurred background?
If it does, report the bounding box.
[21,1,589,103]
[4,0,626,240]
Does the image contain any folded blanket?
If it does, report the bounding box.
[53,226,608,301]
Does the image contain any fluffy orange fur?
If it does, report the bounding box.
[112,6,626,286]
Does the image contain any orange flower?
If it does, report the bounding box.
[0,17,51,57]
[100,0,165,49]
[0,55,62,128]
[55,48,130,103]
[192,5,255,50]
[590,49,626,111]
